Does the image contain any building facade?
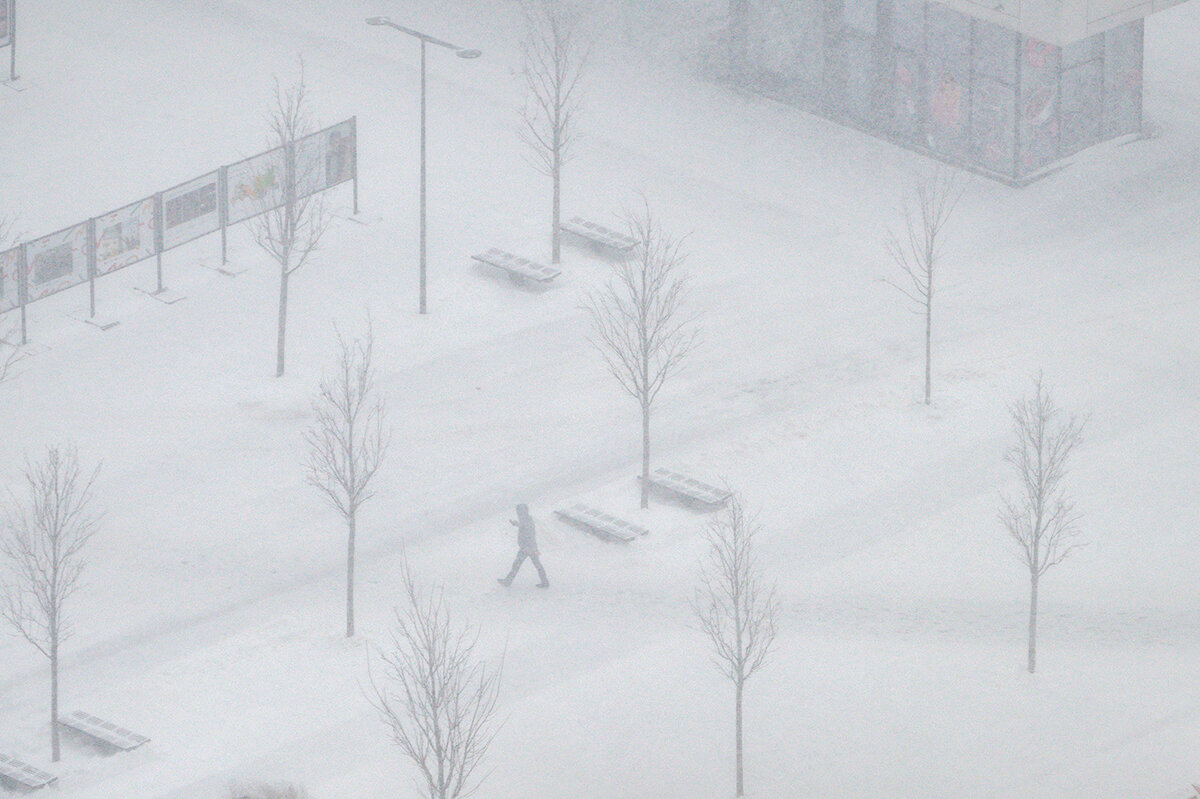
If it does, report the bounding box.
[736,0,1152,180]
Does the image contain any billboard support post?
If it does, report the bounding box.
[87,218,97,318]
[351,116,359,215]
[219,166,228,265]
[154,192,165,294]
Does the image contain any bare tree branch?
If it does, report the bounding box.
[367,556,503,799]
[691,492,778,797]
[304,319,389,637]
[581,200,699,508]
[248,58,335,377]
[999,373,1086,673]
[519,0,590,263]
[883,166,965,404]
[0,445,102,761]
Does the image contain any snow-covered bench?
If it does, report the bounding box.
[471,248,561,285]
[554,503,648,543]
[641,467,731,508]
[560,217,638,255]
[0,752,57,791]
[57,711,149,752]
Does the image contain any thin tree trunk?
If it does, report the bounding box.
[347,510,356,638]
[51,639,60,762]
[641,402,650,509]
[924,295,932,404]
[735,678,744,797]
[1027,572,1038,673]
[551,154,561,264]
[276,263,289,378]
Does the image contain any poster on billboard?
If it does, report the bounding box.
[162,171,220,250]
[323,120,355,190]
[294,132,327,200]
[95,197,156,275]
[0,247,20,313]
[0,0,9,49]
[26,223,89,301]
[294,120,355,200]
[227,148,285,224]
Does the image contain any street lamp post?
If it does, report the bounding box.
[366,16,480,315]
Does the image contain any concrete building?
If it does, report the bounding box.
[732,0,1178,180]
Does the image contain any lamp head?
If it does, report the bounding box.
[365,16,390,25]
[456,48,482,59]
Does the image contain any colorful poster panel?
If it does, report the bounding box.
[971,77,1016,176]
[1059,60,1102,156]
[26,223,89,301]
[95,197,156,275]
[1018,37,1061,175]
[0,247,20,313]
[0,0,9,48]
[162,172,220,250]
[227,148,285,224]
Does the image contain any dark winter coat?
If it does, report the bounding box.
[515,503,538,555]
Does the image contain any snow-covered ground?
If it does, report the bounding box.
[2,1,1199,797]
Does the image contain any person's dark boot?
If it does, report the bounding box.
[536,580,550,588]
[498,577,512,587]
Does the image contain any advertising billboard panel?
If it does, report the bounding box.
[322,120,355,190]
[95,197,156,275]
[0,0,10,49]
[227,148,284,224]
[294,132,327,200]
[295,121,354,199]
[162,171,220,250]
[26,223,89,301]
[0,247,19,313]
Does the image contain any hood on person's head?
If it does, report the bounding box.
[516,503,530,519]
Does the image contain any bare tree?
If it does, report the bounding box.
[583,204,699,508]
[0,446,102,762]
[0,321,24,383]
[519,0,589,265]
[368,557,503,799]
[250,60,332,377]
[1000,374,1085,674]
[883,167,964,404]
[692,493,778,798]
[304,321,389,638]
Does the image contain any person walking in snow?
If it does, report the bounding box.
[498,503,549,588]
